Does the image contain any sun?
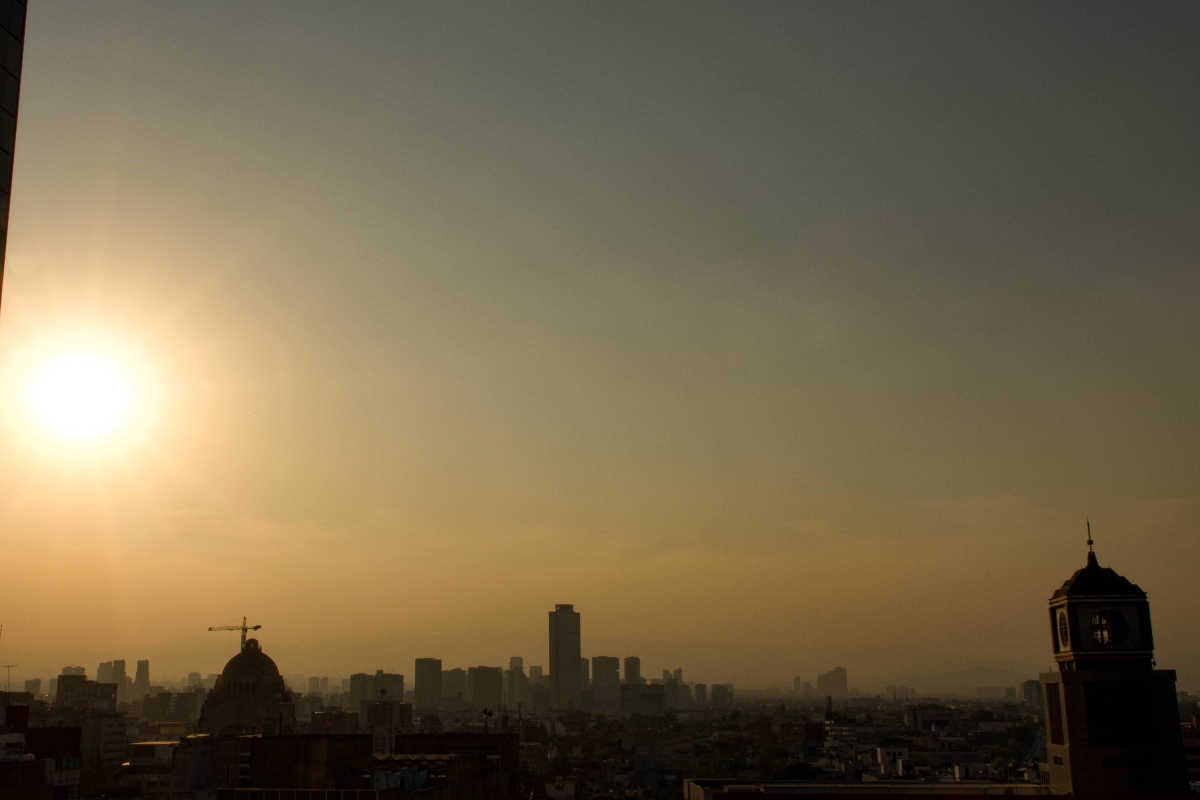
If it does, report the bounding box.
[27,353,134,440]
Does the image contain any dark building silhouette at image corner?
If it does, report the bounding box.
[0,0,20,310]
[1039,546,1189,793]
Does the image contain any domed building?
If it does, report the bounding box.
[198,638,296,736]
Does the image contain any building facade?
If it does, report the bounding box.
[623,656,643,685]
[548,604,581,708]
[414,658,442,703]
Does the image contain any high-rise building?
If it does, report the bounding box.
[623,657,643,685]
[442,668,466,700]
[711,684,734,707]
[467,666,503,711]
[816,667,848,697]
[97,662,113,685]
[415,658,442,703]
[133,660,150,700]
[1040,545,1187,793]
[55,674,117,711]
[345,670,403,707]
[672,668,683,683]
[528,666,544,685]
[590,657,621,712]
[111,660,129,701]
[694,683,707,704]
[591,657,620,686]
[580,659,590,687]
[0,0,25,311]
[548,604,581,708]
[504,657,528,708]
[23,678,40,697]
[374,670,404,702]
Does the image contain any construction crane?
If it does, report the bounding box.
[207,617,261,650]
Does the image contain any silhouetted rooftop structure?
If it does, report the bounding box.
[1051,550,1145,600]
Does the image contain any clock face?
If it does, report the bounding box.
[1090,609,1129,647]
[1057,609,1070,650]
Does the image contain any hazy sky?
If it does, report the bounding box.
[1,2,1198,692]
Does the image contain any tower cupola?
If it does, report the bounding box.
[1049,543,1154,671]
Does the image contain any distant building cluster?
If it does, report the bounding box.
[3,550,1196,797]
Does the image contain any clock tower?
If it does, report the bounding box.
[1040,538,1187,793]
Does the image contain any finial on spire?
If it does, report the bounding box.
[1085,518,1099,566]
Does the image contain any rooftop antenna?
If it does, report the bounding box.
[1085,518,1099,566]
[1,664,15,693]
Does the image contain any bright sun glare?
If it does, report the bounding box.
[27,353,134,440]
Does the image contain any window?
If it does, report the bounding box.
[1090,610,1129,647]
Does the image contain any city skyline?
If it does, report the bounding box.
[1,2,1198,699]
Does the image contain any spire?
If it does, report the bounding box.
[1086,519,1098,567]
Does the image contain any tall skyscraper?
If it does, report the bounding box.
[414,658,442,703]
[580,659,590,687]
[548,604,581,708]
[623,656,643,685]
[1040,544,1187,792]
[0,0,25,311]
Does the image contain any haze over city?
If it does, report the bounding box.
[1,0,1199,699]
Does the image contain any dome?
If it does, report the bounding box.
[1051,551,1145,600]
[218,638,281,682]
[199,637,295,736]
[211,638,288,701]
